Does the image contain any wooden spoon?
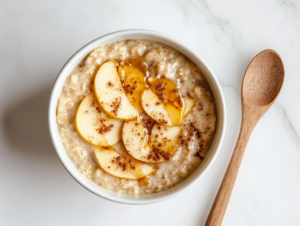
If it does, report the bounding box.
[205,49,285,226]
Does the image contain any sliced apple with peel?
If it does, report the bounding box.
[122,119,148,158]
[141,89,172,126]
[147,124,181,162]
[123,119,180,163]
[75,92,123,146]
[164,104,182,126]
[118,65,147,114]
[149,78,184,126]
[94,145,153,180]
[183,96,196,117]
[94,61,138,120]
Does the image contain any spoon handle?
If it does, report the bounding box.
[205,122,254,226]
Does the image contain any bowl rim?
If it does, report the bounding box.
[48,29,226,205]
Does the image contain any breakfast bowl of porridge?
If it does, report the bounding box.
[49,30,226,204]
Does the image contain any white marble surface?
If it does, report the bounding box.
[0,0,299,225]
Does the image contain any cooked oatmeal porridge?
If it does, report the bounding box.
[57,40,216,195]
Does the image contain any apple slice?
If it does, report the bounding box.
[149,78,184,126]
[163,103,182,126]
[94,61,138,120]
[75,93,123,146]
[122,119,148,158]
[94,145,153,180]
[141,89,172,126]
[183,96,196,117]
[118,65,147,114]
[123,119,181,163]
[147,124,181,162]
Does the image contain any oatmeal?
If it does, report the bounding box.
[57,40,216,195]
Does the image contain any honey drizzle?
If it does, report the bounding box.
[124,56,149,78]
[138,176,149,186]
[138,166,159,186]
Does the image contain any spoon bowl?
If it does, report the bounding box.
[243,49,284,106]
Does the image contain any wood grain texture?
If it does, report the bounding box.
[205,49,284,226]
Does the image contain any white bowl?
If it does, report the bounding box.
[49,29,226,205]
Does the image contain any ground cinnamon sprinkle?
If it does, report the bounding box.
[194,151,204,160]
[124,79,138,94]
[146,146,171,161]
[96,107,101,114]
[107,81,114,88]
[111,154,137,171]
[156,83,165,91]
[159,151,171,160]
[197,102,203,111]
[158,119,168,124]
[98,122,114,134]
[121,162,126,171]
[130,165,136,170]
[110,97,121,115]
[190,122,202,139]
